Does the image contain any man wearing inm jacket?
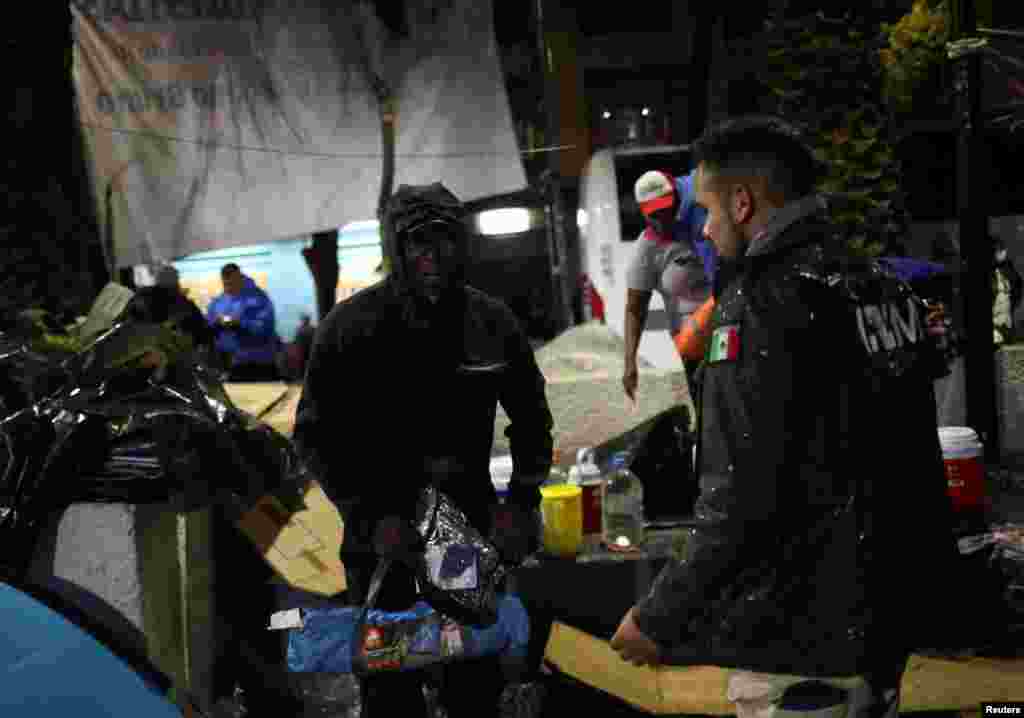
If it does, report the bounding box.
[292,183,554,717]
[611,117,959,718]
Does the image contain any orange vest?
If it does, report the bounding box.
[674,296,716,361]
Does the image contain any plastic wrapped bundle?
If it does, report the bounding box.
[0,310,310,578]
[959,523,1024,618]
[412,485,507,627]
[0,338,73,417]
[285,593,529,675]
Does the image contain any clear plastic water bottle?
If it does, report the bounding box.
[602,451,644,550]
[544,447,569,487]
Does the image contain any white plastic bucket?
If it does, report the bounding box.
[938,426,986,511]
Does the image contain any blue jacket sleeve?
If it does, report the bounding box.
[676,172,715,282]
[694,238,717,286]
[239,290,276,338]
[206,296,224,326]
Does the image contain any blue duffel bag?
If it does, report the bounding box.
[284,558,529,675]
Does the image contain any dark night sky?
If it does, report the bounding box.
[493,0,683,45]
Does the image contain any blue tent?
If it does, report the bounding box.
[0,581,182,717]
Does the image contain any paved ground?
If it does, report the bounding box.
[494,322,694,466]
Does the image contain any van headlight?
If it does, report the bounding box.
[577,209,588,229]
[475,208,533,236]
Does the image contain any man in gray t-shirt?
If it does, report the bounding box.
[623,170,710,401]
[626,237,708,335]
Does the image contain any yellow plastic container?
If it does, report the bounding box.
[540,484,583,558]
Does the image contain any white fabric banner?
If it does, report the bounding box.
[72,0,526,267]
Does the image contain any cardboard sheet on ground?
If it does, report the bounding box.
[223,382,290,419]
[223,382,301,438]
[235,480,347,596]
[544,622,1024,715]
[260,387,303,438]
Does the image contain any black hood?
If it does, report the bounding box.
[384,182,469,301]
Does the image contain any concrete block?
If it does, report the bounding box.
[27,503,217,711]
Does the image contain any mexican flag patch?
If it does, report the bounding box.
[707,324,741,362]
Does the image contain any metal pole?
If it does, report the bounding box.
[552,188,575,332]
[534,0,574,332]
[177,513,191,697]
[104,182,116,279]
[951,0,1000,462]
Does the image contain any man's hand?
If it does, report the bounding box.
[623,288,652,402]
[622,361,639,402]
[372,515,418,562]
[424,456,465,483]
[611,607,661,667]
[924,301,947,335]
[490,504,541,565]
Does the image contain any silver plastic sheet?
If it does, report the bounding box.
[413,485,506,627]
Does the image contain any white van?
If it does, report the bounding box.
[576,145,695,369]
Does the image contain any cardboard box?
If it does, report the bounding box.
[544,622,1024,714]
[223,382,301,438]
[223,382,290,419]
[235,480,347,596]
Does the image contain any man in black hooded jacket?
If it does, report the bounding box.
[610,117,960,718]
[293,183,554,716]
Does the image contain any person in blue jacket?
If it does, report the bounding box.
[207,263,281,381]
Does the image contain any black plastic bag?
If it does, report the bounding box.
[0,314,310,579]
[591,405,698,521]
[0,340,72,416]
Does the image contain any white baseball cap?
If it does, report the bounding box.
[634,171,676,216]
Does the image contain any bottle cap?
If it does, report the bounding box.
[568,465,581,484]
[540,484,581,500]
